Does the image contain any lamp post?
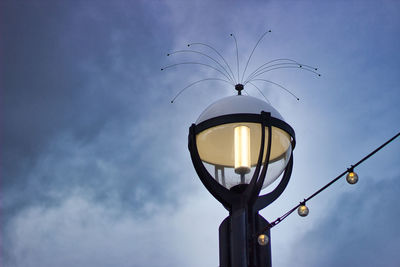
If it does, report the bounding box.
[188,84,295,267]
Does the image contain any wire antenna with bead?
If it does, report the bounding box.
[162,29,320,103]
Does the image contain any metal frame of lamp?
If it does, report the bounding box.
[188,85,296,267]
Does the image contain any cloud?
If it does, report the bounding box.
[4,189,226,267]
[283,174,400,267]
[0,0,179,215]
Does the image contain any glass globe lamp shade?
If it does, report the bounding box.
[195,95,294,190]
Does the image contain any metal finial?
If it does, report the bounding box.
[235,83,244,95]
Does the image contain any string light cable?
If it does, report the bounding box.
[257,131,400,237]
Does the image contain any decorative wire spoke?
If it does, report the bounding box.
[230,33,240,83]
[249,79,299,101]
[188,43,236,84]
[247,66,321,83]
[161,62,235,83]
[245,62,316,83]
[241,29,272,83]
[247,81,271,104]
[168,50,234,83]
[170,78,233,103]
[245,58,318,83]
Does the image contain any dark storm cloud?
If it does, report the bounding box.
[0,1,191,264]
[0,0,178,224]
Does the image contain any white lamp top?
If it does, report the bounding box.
[196,95,285,124]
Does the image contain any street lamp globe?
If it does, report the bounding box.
[194,94,294,190]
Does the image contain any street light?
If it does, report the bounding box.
[188,84,295,267]
[164,31,400,267]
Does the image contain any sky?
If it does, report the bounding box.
[1,0,400,266]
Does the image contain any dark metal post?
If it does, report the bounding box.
[230,206,248,267]
[219,207,272,267]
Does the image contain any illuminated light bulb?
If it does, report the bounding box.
[234,125,251,175]
[346,171,359,184]
[298,204,309,217]
[257,234,269,246]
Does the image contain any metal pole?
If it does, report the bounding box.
[229,206,248,267]
[219,206,272,267]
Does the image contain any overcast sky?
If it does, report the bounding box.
[1,1,400,267]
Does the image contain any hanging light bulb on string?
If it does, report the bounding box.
[346,170,359,184]
[257,234,269,246]
[298,203,309,217]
